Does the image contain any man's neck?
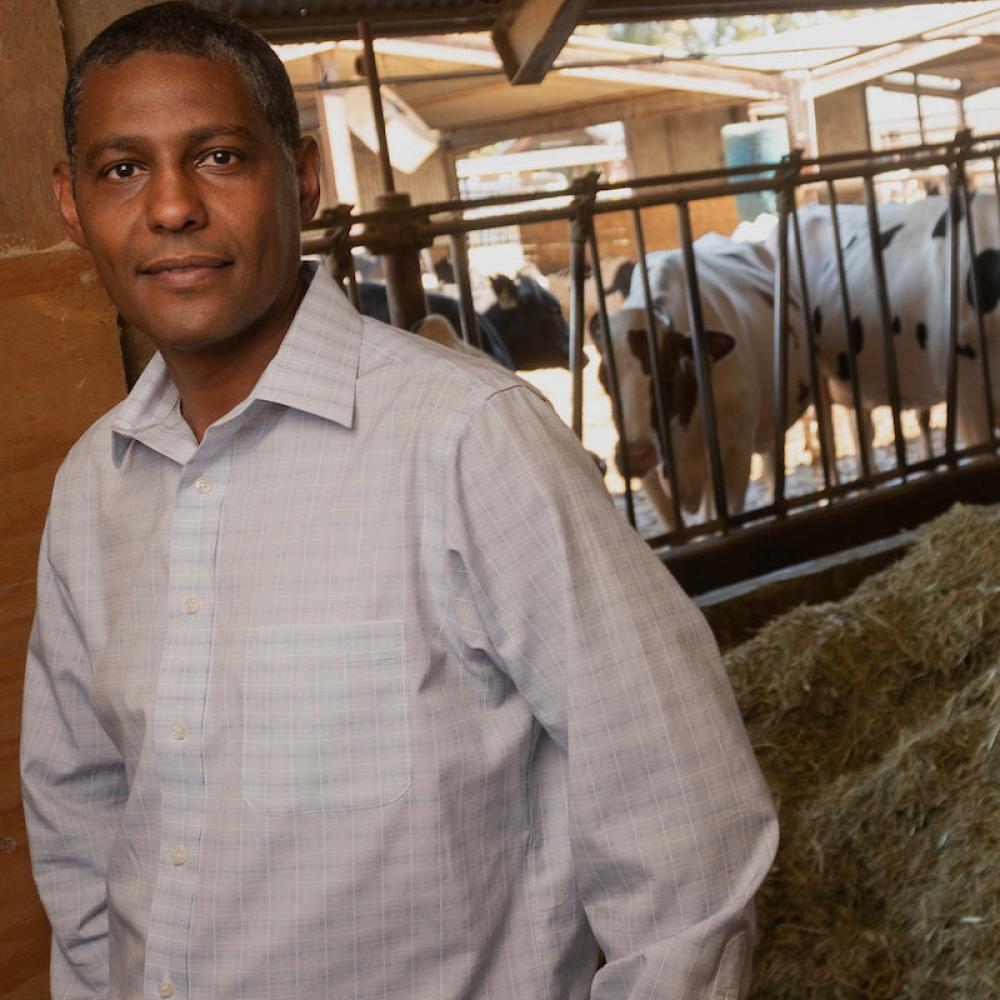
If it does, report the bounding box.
[161,268,308,443]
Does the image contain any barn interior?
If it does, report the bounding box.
[4,1,1000,997]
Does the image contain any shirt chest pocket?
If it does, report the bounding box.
[242,622,411,815]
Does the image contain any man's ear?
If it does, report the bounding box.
[295,136,322,224]
[52,162,88,250]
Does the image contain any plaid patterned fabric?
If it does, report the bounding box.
[22,265,777,1000]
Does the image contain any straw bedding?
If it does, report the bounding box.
[722,503,1000,997]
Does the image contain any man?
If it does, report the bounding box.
[21,4,778,998]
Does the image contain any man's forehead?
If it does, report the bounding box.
[78,51,259,122]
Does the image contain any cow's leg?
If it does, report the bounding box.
[917,407,933,459]
[643,470,678,533]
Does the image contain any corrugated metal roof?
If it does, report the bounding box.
[196,0,503,40]
[197,0,897,43]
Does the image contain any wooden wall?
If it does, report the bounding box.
[1,2,135,998]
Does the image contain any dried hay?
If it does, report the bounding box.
[723,504,1000,997]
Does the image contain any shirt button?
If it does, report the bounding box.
[158,978,176,998]
[183,597,200,615]
[194,477,213,494]
[170,722,188,741]
[171,846,187,866]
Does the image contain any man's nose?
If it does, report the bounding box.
[145,167,207,232]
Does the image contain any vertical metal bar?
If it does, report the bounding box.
[676,201,729,523]
[958,158,997,441]
[863,174,908,472]
[588,229,636,527]
[914,77,926,145]
[827,181,872,480]
[790,199,834,489]
[945,163,961,459]
[958,82,967,129]
[568,224,588,440]
[448,233,480,348]
[772,192,790,510]
[358,20,395,195]
[631,207,683,530]
[346,264,360,309]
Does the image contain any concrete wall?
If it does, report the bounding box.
[1,3,133,997]
[815,85,871,156]
[624,103,745,177]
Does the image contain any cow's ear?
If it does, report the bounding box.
[705,330,736,361]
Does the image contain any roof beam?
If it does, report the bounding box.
[445,89,730,149]
[492,0,590,85]
[806,36,982,99]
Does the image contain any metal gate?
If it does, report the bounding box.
[303,128,1000,594]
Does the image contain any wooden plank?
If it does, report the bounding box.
[0,0,67,252]
[492,0,590,85]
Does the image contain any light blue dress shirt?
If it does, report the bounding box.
[22,264,777,1000]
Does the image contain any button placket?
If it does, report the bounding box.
[146,446,232,1000]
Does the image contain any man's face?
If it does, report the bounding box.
[54,51,320,356]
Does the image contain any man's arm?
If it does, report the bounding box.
[443,385,778,999]
[21,522,128,999]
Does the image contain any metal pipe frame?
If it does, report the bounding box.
[677,201,729,523]
[790,196,835,489]
[358,20,395,196]
[447,232,481,348]
[303,126,1000,579]
[586,226,636,527]
[957,160,997,440]
[945,163,962,460]
[632,206,683,530]
[863,173,908,472]
[568,216,588,440]
[771,185,791,512]
[826,180,873,481]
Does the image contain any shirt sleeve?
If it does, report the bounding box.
[21,519,128,1000]
[442,384,778,999]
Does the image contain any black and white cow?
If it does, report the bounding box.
[599,233,812,531]
[778,195,1000,453]
[484,273,578,371]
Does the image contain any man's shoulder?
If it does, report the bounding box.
[51,400,127,497]
[357,314,536,409]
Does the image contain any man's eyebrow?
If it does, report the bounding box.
[82,124,261,168]
[83,134,144,168]
[184,123,260,148]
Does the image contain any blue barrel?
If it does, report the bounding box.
[722,120,790,221]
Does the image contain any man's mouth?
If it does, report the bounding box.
[139,255,233,284]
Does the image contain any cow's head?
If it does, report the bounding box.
[597,307,735,479]
[489,274,519,310]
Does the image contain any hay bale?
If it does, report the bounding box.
[724,504,1000,997]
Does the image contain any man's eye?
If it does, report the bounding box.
[107,162,137,179]
[202,150,238,167]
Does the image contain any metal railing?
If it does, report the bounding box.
[303,128,1000,591]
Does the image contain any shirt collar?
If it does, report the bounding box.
[111,263,362,467]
